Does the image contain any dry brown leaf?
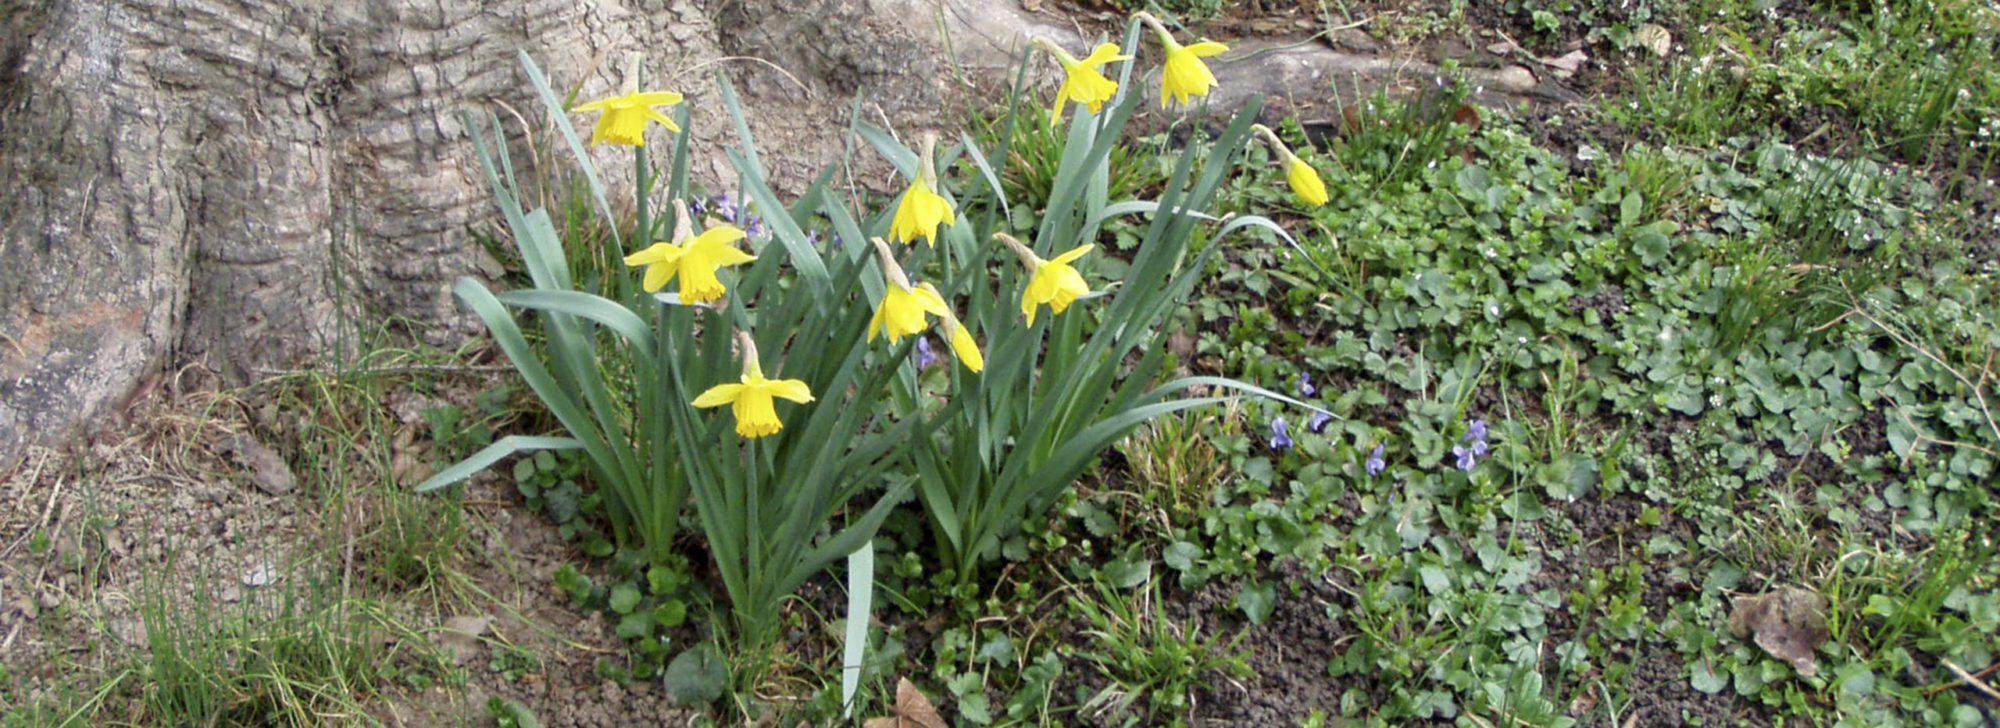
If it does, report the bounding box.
[863,677,947,728]
[1727,586,1830,677]
[1638,23,1672,57]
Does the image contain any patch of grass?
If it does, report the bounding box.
[135,559,447,727]
[1067,579,1249,727]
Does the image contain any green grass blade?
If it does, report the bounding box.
[516,50,620,248]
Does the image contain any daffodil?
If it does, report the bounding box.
[574,90,683,146]
[890,134,956,246]
[1252,124,1329,207]
[624,200,756,303]
[1031,37,1130,127]
[867,238,949,343]
[997,233,1093,325]
[691,332,814,439]
[1136,12,1227,108]
[867,238,983,371]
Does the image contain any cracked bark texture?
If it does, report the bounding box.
[0,0,965,465]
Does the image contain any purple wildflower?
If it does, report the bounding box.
[688,196,706,216]
[805,229,822,247]
[1463,418,1490,459]
[1365,443,1385,476]
[1299,371,1316,397]
[1306,411,1333,434]
[709,194,738,222]
[1453,444,1477,472]
[1269,417,1293,451]
[744,214,765,237]
[914,336,938,369]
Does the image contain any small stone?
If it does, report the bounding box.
[437,615,492,664]
[243,561,276,587]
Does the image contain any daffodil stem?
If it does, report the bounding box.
[1132,11,1173,44]
[1249,124,1297,163]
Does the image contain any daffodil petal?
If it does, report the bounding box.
[624,242,680,266]
[642,262,674,292]
[948,323,983,372]
[629,91,683,106]
[765,378,814,403]
[1050,244,1094,265]
[691,383,746,408]
[1186,41,1228,56]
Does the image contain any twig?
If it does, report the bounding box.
[248,363,515,379]
[1942,658,2000,702]
[1845,281,2000,451]
[0,457,63,560]
[679,56,811,98]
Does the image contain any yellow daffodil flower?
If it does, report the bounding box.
[867,239,983,371]
[574,90,684,146]
[867,239,949,342]
[1287,157,1329,206]
[997,233,1093,325]
[624,200,756,303]
[1251,125,1328,207]
[1136,12,1226,108]
[890,134,955,246]
[1031,38,1130,127]
[692,332,814,439]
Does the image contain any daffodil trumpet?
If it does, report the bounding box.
[1029,36,1131,127]
[868,238,984,371]
[1133,11,1228,108]
[691,331,815,439]
[1251,124,1329,207]
[996,233,1094,325]
[623,199,757,304]
[889,133,956,246]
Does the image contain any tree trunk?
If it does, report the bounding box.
[0,0,988,465]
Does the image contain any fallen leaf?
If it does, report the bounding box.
[1638,23,1673,57]
[1539,49,1590,79]
[863,677,947,728]
[1727,586,1830,677]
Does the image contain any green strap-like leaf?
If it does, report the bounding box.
[414,436,584,493]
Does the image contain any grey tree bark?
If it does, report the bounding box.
[0,0,1013,466]
[0,0,1543,466]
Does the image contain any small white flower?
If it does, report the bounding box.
[1489,304,1501,316]
[1517,336,1529,344]
[1709,393,1724,407]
